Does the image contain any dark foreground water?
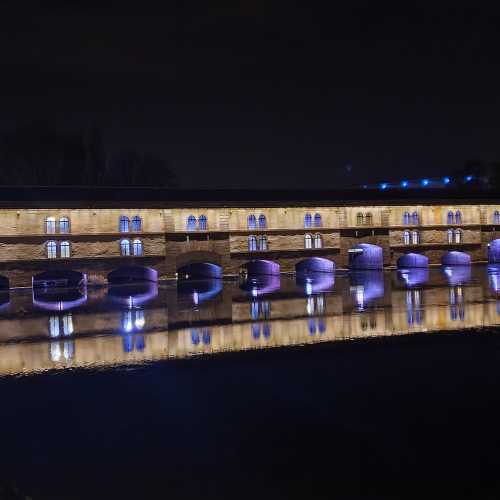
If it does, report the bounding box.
[2,266,500,499]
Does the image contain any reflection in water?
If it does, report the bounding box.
[296,272,335,295]
[442,266,472,286]
[34,287,87,311]
[397,268,429,288]
[349,271,384,311]
[3,267,500,375]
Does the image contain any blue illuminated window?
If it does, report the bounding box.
[248,235,257,251]
[412,230,419,245]
[494,211,500,224]
[403,230,410,245]
[187,215,196,231]
[132,215,142,232]
[119,216,129,232]
[447,211,454,225]
[133,239,143,256]
[305,233,313,249]
[120,239,131,256]
[248,214,256,229]
[314,213,322,227]
[198,215,207,230]
[60,241,71,258]
[46,240,57,259]
[59,217,70,234]
[403,212,410,225]
[412,211,419,225]
[259,235,268,250]
[258,214,267,229]
[455,210,462,224]
[304,213,312,228]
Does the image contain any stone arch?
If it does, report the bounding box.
[397,253,429,269]
[33,287,87,311]
[348,243,383,270]
[296,257,335,274]
[108,266,158,284]
[242,259,280,276]
[32,269,87,288]
[488,239,500,264]
[176,251,223,279]
[441,251,471,267]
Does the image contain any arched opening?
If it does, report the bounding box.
[397,253,429,269]
[441,251,471,267]
[296,257,335,274]
[33,287,87,311]
[397,268,429,288]
[108,266,158,284]
[242,259,280,276]
[240,274,281,296]
[296,272,334,294]
[177,279,223,305]
[0,275,9,290]
[348,243,383,270]
[33,270,87,289]
[108,281,158,307]
[349,270,385,310]
[177,262,222,280]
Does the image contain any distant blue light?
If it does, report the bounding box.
[380,183,388,190]
[443,177,451,185]
[465,175,473,182]
[421,179,430,186]
[401,180,409,188]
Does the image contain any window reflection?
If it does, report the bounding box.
[120,309,146,352]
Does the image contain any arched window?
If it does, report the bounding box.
[258,214,267,229]
[198,215,207,230]
[412,211,419,225]
[46,240,57,259]
[411,230,419,245]
[259,235,268,250]
[305,233,313,249]
[447,211,454,225]
[455,210,462,224]
[59,217,70,234]
[304,213,312,228]
[248,214,256,229]
[120,239,131,256]
[314,233,323,248]
[132,215,142,232]
[454,229,462,243]
[365,213,373,225]
[60,241,71,258]
[356,212,364,226]
[187,215,196,231]
[403,212,410,225]
[133,239,143,256]
[403,230,410,245]
[248,235,257,251]
[447,229,454,244]
[119,216,130,233]
[314,213,322,228]
[494,210,500,225]
[46,217,56,234]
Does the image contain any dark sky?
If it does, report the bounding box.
[1,2,499,189]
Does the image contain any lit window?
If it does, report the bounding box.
[412,211,419,225]
[119,216,130,232]
[447,211,454,225]
[455,210,462,224]
[60,241,71,258]
[412,230,419,245]
[133,239,143,256]
[356,213,364,226]
[494,211,500,224]
[259,235,268,250]
[403,212,410,225]
[251,301,259,320]
[198,215,207,230]
[305,233,313,249]
[47,240,57,259]
[135,310,145,329]
[62,313,74,336]
[258,214,267,229]
[447,229,454,244]
[132,216,142,232]
[59,217,70,234]
[304,213,312,228]
[46,217,56,234]
[403,230,410,245]
[314,213,322,228]
[120,239,131,256]
[248,235,257,251]
[314,233,323,248]
[454,229,462,243]
[187,215,196,231]
[49,316,60,337]
[365,213,373,225]
[248,214,256,229]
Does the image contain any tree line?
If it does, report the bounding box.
[0,123,178,187]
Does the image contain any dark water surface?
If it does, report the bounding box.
[2,267,500,499]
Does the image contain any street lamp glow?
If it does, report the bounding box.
[380,183,388,190]
[401,180,409,188]
[443,176,450,184]
[421,179,430,186]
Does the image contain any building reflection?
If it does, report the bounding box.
[49,313,75,362]
[33,286,87,312]
[349,271,384,311]
[442,267,470,322]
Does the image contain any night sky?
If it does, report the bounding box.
[1,3,499,189]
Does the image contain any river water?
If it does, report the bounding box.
[1,266,500,499]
